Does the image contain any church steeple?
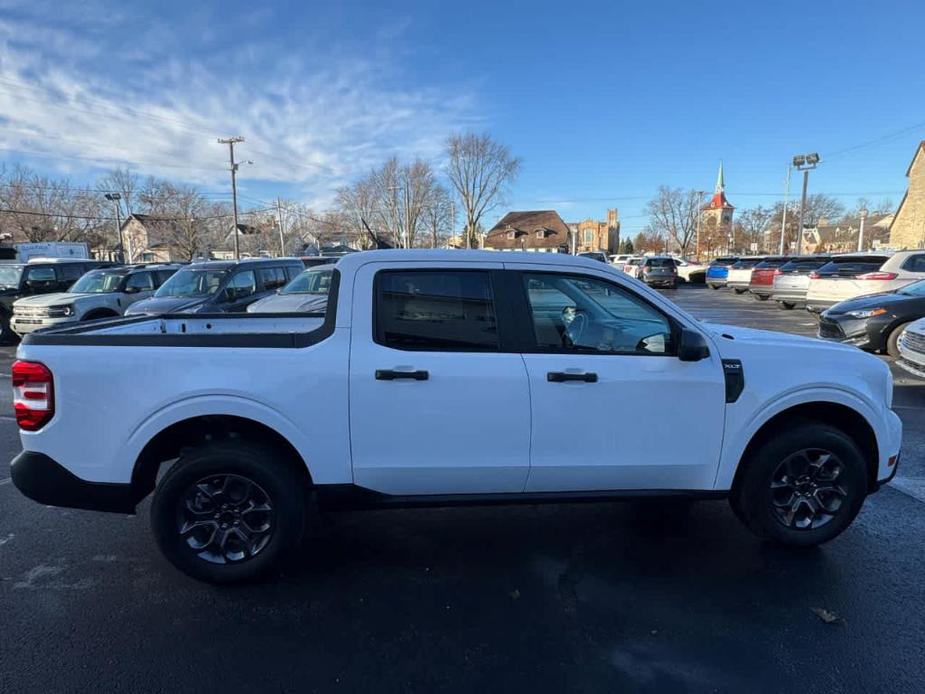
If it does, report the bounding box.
[715,160,725,194]
[706,161,734,212]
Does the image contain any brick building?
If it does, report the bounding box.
[889,141,925,249]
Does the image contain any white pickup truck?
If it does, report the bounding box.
[10,250,902,583]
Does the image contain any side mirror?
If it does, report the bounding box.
[678,328,710,362]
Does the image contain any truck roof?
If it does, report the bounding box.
[332,249,614,273]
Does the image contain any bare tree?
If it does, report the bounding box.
[644,186,703,255]
[445,133,521,248]
[736,206,774,252]
[423,184,455,248]
[98,168,141,218]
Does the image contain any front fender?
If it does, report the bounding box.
[714,385,888,490]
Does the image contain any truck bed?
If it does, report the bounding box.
[20,312,327,347]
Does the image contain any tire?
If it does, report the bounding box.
[755,293,770,301]
[886,321,912,359]
[730,422,868,546]
[710,284,722,291]
[733,288,747,294]
[778,301,796,310]
[0,310,17,345]
[151,440,307,584]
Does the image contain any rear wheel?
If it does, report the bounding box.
[886,321,912,359]
[731,423,867,546]
[755,293,770,301]
[778,301,796,310]
[733,288,747,294]
[710,284,722,290]
[151,440,306,584]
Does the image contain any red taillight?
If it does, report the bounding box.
[773,268,783,276]
[858,272,898,281]
[12,360,54,431]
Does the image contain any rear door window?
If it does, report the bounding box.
[126,272,155,291]
[226,270,257,299]
[26,266,56,282]
[901,254,925,272]
[375,271,498,351]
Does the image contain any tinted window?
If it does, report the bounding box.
[901,254,925,273]
[755,257,791,269]
[375,271,498,351]
[59,264,85,281]
[154,269,178,286]
[645,258,674,268]
[226,270,257,299]
[779,257,830,273]
[25,266,56,282]
[259,266,287,290]
[710,257,737,267]
[523,273,672,355]
[816,255,889,277]
[731,258,762,269]
[126,272,155,291]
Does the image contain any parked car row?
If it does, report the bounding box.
[697,249,925,371]
[0,256,338,340]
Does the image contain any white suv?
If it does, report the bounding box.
[11,264,180,335]
[805,251,925,314]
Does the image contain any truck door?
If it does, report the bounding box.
[348,262,531,495]
[507,265,727,492]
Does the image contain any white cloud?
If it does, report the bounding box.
[0,5,480,207]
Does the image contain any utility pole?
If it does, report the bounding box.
[387,185,403,248]
[104,193,124,263]
[792,153,820,255]
[857,207,868,252]
[779,166,791,254]
[218,136,245,260]
[276,198,286,257]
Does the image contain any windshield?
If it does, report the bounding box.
[815,256,889,277]
[155,268,227,298]
[281,267,333,295]
[645,258,674,268]
[69,270,125,293]
[0,265,23,288]
[755,257,790,269]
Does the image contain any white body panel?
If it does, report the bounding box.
[13,249,902,499]
[725,267,755,289]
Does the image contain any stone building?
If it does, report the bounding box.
[571,209,620,254]
[889,141,925,249]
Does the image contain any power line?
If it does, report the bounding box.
[0,206,276,222]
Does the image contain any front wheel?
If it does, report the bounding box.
[778,301,796,310]
[730,423,868,546]
[710,284,722,291]
[151,440,307,584]
[755,293,770,301]
[733,288,747,294]
[886,321,912,359]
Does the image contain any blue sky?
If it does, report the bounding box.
[1,0,924,235]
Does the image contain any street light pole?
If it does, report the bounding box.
[104,193,124,262]
[276,198,286,257]
[792,153,820,256]
[857,207,869,252]
[218,136,245,260]
[779,166,791,254]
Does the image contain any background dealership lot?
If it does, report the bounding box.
[1,284,923,693]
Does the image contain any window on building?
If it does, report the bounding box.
[583,229,594,245]
[507,230,516,240]
[375,270,498,351]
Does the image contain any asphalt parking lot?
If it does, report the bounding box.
[1,285,924,693]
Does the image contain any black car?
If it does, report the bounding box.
[124,257,305,316]
[817,279,925,357]
[0,258,113,341]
